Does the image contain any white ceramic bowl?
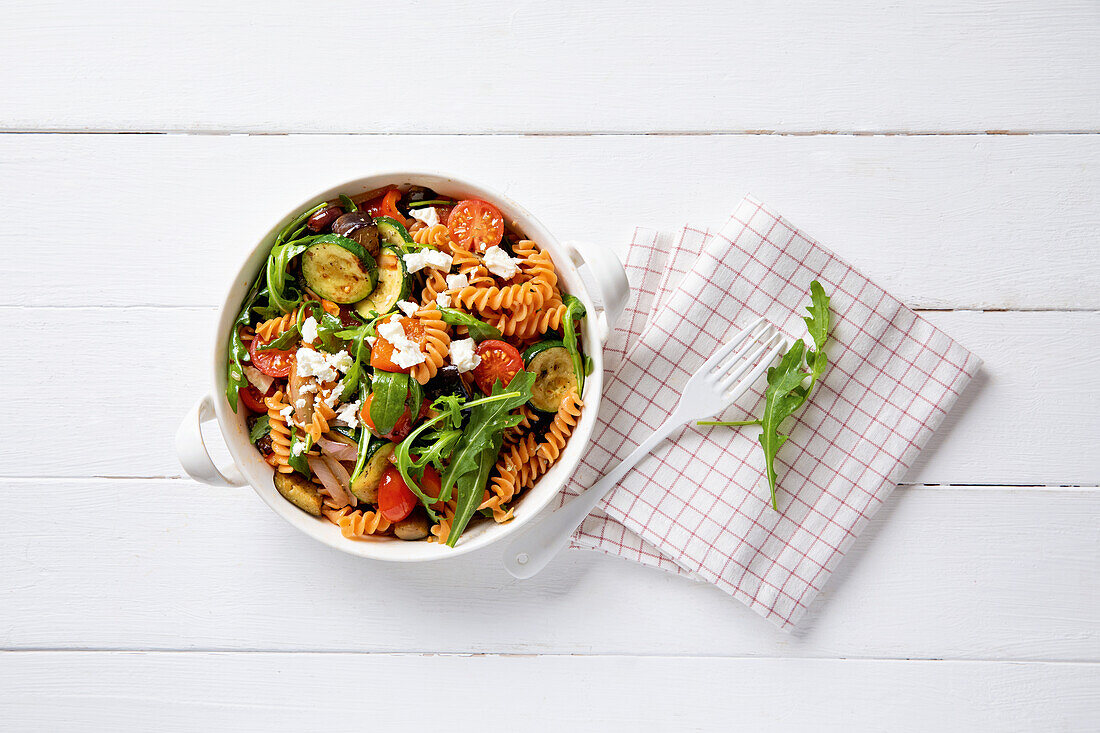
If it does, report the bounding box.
[176,172,629,561]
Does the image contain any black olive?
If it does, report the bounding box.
[332,212,380,259]
[306,205,343,233]
[422,365,470,404]
[402,186,439,206]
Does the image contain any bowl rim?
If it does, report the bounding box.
[208,170,607,561]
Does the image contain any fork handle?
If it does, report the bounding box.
[502,415,684,579]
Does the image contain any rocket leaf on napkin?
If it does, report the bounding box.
[699,280,831,510]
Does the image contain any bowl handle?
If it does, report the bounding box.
[560,241,630,343]
[176,393,247,487]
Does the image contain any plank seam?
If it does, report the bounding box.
[0,130,1099,137]
[1,650,1098,664]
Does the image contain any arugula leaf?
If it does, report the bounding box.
[276,202,327,246]
[438,308,502,342]
[441,371,534,543]
[447,437,502,548]
[697,281,832,510]
[249,415,271,444]
[392,385,531,524]
[258,323,299,351]
[560,294,587,393]
[265,238,316,314]
[225,272,266,412]
[370,371,410,436]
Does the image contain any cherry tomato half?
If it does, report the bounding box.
[447,199,504,252]
[359,392,420,442]
[370,316,426,373]
[377,464,441,522]
[239,383,276,413]
[472,339,524,394]
[249,332,295,378]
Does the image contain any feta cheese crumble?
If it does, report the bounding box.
[403,248,453,274]
[300,315,319,345]
[445,272,469,291]
[294,398,306,411]
[396,300,420,317]
[435,292,451,308]
[295,348,354,383]
[449,338,480,373]
[334,399,361,428]
[322,387,342,410]
[482,245,522,279]
[408,206,441,227]
[377,320,427,368]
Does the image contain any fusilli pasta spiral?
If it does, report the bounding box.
[536,389,583,465]
[409,307,450,385]
[256,308,299,341]
[265,390,294,474]
[412,224,455,254]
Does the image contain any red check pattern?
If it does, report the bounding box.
[562,197,982,630]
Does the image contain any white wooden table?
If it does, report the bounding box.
[2,2,1098,730]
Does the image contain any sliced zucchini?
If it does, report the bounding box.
[349,440,396,504]
[375,216,416,251]
[274,472,324,516]
[301,235,378,304]
[524,341,578,412]
[393,508,430,540]
[355,245,410,318]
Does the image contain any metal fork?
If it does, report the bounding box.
[503,317,790,579]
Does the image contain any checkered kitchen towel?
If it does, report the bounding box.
[561,196,982,630]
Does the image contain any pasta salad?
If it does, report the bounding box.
[227,186,588,546]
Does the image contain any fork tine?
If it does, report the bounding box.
[709,329,773,381]
[721,336,791,399]
[701,317,769,376]
[714,332,785,391]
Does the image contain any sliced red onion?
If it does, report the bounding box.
[323,455,353,490]
[243,365,274,394]
[307,455,352,508]
[317,437,358,462]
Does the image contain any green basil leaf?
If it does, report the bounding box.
[349,383,373,482]
[371,371,410,436]
[338,194,357,213]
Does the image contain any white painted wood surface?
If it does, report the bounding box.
[2,1,1097,730]
[2,653,1096,733]
[4,134,1097,310]
[2,0,1097,134]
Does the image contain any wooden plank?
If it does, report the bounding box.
[1,653,1097,732]
[1,481,1096,660]
[1,1,1097,133]
[3,133,1098,310]
[2,308,1094,484]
